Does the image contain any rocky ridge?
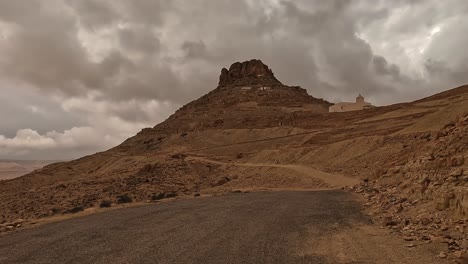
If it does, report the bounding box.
[349,113,468,261]
[146,59,331,133]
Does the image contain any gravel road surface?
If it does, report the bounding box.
[0,191,446,264]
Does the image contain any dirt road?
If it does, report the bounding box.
[189,156,360,189]
[0,191,446,264]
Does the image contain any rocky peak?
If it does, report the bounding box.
[219,59,282,87]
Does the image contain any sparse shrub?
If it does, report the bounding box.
[164,192,177,198]
[151,193,166,201]
[55,184,67,190]
[171,153,187,159]
[99,200,112,208]
[236,153,244,159]
[194,193,201,197]
[116,194,133,204]
[68,206,84,214]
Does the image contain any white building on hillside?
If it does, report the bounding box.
[329,94,374,112]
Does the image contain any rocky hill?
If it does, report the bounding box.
[0,59,332,222]
[0,60,467,259]
[149,59,331,133]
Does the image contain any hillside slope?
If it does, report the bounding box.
[0,61,467,254]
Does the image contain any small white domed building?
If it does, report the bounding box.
[329,94,374,112]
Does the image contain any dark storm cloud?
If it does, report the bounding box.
[1,0,468,105]
[0,0,447,105]
[0,0,100,96]
[372,56,401,79]
[0,0,181,102]
[1,0,468,159]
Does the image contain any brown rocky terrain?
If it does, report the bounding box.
[348,113,468,261]
[0,59,467,261]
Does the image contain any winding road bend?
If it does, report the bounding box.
[0,191,446,264]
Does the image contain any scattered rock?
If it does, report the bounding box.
[438,252,448,259]
[171,153,187,160]
[214,177,231,187]
[451,168,464,177]
[383,216,398,226]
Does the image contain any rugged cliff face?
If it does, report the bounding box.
[218,59,282,87]
[348,113,468,259]
[399,114,468,215]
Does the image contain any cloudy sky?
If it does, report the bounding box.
[1,0,467,160]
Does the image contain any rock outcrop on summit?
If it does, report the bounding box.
[151,59,331,132]
[219,59,282,87]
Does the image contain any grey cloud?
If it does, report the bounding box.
[1,0,468,159]
[182,41,207,59]
[0,2,100,96]
[276,1,397,99]
[373,56,401,79]
[0,84,85,137]
[66,0,119,29]
[123,0,172,26]
[0,0,396,106]
[0,0,41,23]
[1,0,468,107]
[118,27,160,53]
